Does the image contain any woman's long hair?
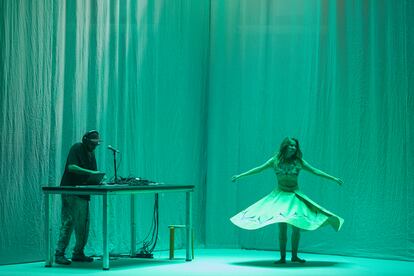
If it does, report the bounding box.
[276,137,303,163]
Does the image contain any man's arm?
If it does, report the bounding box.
[68,164,101,175]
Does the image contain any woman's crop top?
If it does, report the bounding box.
[274,160,301,176]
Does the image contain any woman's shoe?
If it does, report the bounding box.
[274,258,286,264]
[291,256,306,263]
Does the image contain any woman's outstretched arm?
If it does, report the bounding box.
[232,157,275,182]
[301,159,343,185]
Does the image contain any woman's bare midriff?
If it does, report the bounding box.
[277,175,298,184]
[277,176,298,191]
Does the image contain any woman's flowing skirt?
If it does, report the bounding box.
[230,188,344,231]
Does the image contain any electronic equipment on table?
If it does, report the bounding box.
[109,177,159,186]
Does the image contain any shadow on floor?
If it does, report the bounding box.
[52,257,175,270]
[231,259,351,268]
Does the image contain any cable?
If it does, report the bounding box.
[138,193,159,255]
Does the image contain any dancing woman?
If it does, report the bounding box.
[231,137,344,263]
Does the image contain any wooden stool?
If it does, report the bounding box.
[168,225,194,260]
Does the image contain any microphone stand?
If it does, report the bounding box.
[108,146,120,184]
[112,150,118,183]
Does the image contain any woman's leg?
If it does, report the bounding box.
[291,226,305,263]
[275,223,287,263]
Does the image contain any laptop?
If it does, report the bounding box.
[84,173,106,185]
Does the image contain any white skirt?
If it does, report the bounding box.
[230,187,344,231]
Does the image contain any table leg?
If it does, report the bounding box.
[186,191,193,261]
[44,193,52,267]
[130,194,136,256]
[103,194,109,270]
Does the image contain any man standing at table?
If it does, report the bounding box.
[55,130,104,265]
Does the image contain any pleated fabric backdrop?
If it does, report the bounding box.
[1,0,413,265]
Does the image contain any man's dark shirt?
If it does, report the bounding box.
[60,142,97,200]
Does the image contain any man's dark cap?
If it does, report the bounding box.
[84,130,102,145]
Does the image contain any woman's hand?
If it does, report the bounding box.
[335,177,344,186]
[232,175,240,182]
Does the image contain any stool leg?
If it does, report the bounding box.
[191,228,194,259]
[169,227,175,260]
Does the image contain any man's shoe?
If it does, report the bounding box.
[72,253,94,262]
[55,255,71,265]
